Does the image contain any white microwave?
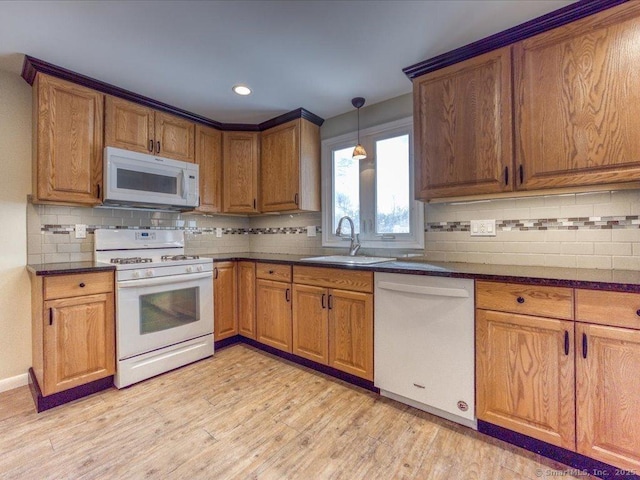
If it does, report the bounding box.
[103,147,199,210]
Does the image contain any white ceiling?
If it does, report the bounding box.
[0,0,573,124]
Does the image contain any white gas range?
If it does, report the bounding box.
[94,229,214,388]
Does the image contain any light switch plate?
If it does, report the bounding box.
[75,224,87,239]
[306,226,316,237]
[470,219,496,237]
[216,228,223,238]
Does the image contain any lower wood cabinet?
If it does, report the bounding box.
[292,284,328,364]
[256,278,292,352]
[30,271,115,397]
[213,261,238,341]
[237,261,256,339]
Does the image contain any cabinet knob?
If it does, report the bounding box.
[516,296,525,304]
[636,309,640,317]
[268,270,274,274]
[79,282,86,288]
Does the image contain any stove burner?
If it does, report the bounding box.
[110,257,153,265]
[161,255,200,261]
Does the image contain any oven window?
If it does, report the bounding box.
[139,287,200,334]
[117,168,178,194]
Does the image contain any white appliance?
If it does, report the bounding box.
[103,146,199,210]
[374,272,476,429]
[95,229,213,388]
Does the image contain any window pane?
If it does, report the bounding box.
[333,147,360,233]
[376,135,410,234]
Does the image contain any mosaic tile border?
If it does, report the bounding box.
[40,225,323,235]
[426,216,640,232]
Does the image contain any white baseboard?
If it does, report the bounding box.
[0,373,29,393]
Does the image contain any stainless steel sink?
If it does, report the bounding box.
[301,255,396,265]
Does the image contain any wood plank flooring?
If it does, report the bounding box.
[0,344,594,479]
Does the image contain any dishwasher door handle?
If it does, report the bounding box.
[377,281,469,298]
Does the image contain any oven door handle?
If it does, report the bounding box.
[118,272,212,288]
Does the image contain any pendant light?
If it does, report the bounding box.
[352,97,367,160]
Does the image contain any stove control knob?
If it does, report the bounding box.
[186,266,194,273]
[197,265,203,272]
[132,271,140,279]
[146,269,154,277]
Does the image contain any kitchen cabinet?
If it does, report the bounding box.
[105,96,196,162]
[32,73,104,205]
[575,289,640,472]
[213,261,238,341]
[30,271,115,397]
[514,3,640,191]
[195,125,223,213]
[476,281,576,450]
[293,266,374,380]
[237,261,256,339]
[260,118,320,213]
[256,263,292,352]
[413,47,513,200]
[223,131,260,213]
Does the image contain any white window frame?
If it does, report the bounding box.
[321,117,424,250]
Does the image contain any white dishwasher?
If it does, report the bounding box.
[374,272,476,429]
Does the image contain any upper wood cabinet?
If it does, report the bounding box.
[213,261,238,341]
[105,96,196,162]
[32,73,104,205]
[223,131,260,213]
[413,47,513,200]
[514,3,640,190]
[260,118,320,213]
[195,125,223,213]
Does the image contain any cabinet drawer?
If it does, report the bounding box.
[293,266,373,293]
[476,280,573,320]
[44,272,114,300]
[576,289,640,330]
[255,263,292,282]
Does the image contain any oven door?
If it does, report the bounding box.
[116,271,213,360]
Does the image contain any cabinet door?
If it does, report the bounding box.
[213,262,238,341]
[476,309,575,449]
[292,284,328,364]
[413,47,512,200]
[104,96,154,154]
[260,119,300,212]
[328,289,373,380]
[195,125,223,213]
[514,3,640,190]
[34,74,104,205]
[155,111,195,163]
[256,279,292,352]
[576,323,640,472]
[223,131,260,213]
[237,261,256,339]
[43,293,115,396]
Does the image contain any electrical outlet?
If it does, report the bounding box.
[75,224,87,239]
[470,219,496,237]
[306,226,316,237]
[216,228,223,238]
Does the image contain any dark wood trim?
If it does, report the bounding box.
[21,55,323,131]
[214,334,243,350]
[478,420,640,480]
[240,337,378,393]
[403,0,629,79]
[28,367,114,413]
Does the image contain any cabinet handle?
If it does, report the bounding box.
[285,288,291,302]
[49,308,53,326]
[148,139,154,152]
[328,294,333,310]
[582,333,588,359]
[516,296,525,304]
[504,166,509,186]
[564,330,569,356]
[156,141,161,154]
[519,165,524,185]
[321,293,326,309]
[79,282,85,288]
[253,198,256,210]
[214,267,218,279]
[294,193,299,206]
[96,184,101,199]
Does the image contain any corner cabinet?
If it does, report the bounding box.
[32,73,104,205]
[30,270,115,400]
[413,47,513,200]
[255,263,292,352]
[237,261,257,339]
[213,262,238,341]
[195,125,223,213]
[260,118,320,213]
[222,131,260,213]
[105,96,196,163]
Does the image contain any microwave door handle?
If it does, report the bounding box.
[118,272,212,288]
[182,171,187,199]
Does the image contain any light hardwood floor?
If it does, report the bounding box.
[0,344,593,479]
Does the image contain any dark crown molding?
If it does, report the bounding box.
[22,55,323,131]
[402,0,629,79]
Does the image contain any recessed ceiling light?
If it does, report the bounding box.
[232,84,251,96]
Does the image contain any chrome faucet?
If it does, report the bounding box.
[336,216,361,256]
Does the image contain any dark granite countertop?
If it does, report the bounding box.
[27,254,640,292]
